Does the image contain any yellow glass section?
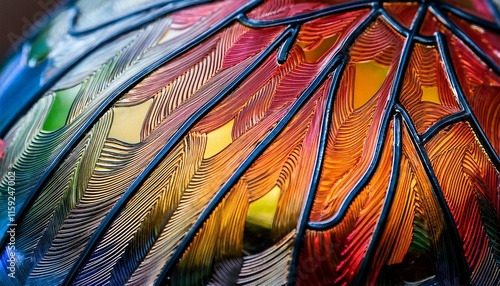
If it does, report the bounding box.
[421,86,441,104]
[354,61,389,109]
[246,185,281,230]
[108,99,152,143]
[42,84,82,131]
[298,34,339,63]
[203,119,234,159]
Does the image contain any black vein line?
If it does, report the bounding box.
[308,1,429,230]
[436,32,500,170]
[0,0,215,137]
[436,2,500,32]
[278,24,300,64]
[285,6,381,282]
[0,0,265,276]
[154,52,346,286]
[420,110,469,144]
[430,4,500,75]
[237,0,432,44]
[395,103,471,284]
[2,0,495,284]
[237,0,376,28]
[379,7,411,36]
[354,114,402,286]
[62,25,296,286]
[286,57,348,286]
[379,7,435,44]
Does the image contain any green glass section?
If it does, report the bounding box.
[29,27,51,66]
[246,185,281,230]
[42,84,82,131]
[243,186,281,253]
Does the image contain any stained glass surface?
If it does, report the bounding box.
[0,0,499,285]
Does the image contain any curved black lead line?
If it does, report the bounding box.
[61,26,296,286]
[308,1,429,230]
[3,0,260,248]
[68,0,213,36]
[353,114,402,286]
[278,24,300,64]
[284,6,380,281]
[420,110,469,144]
[430,5,500,76]
[436,33,500,171]
[378,8,435,45]
[286,58,348,286]
[436,2,500,32]
[0,0,264,270]
[395,103,471,283]
[237,0,377,28]
[379,8,410,36]
[0,0,219,137]
[154,55,346,286]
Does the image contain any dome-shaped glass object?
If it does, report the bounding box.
[0,0,499,285]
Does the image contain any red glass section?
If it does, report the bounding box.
[448,13,500,66]
[447,34,500,156]
[419,10,443,37]
[442,0,498,23]
[400,43,461,135]
[426,122,500,285]
[247,0,369,21]
[383,2,420,28]
[297,20,404,285]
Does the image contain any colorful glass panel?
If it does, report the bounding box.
[0,0,499,285]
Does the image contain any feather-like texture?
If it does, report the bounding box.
[119,29,337,285]
[71,6,365,283]
[372,124,462,285]
[168,73,329,285]
[74,132,205,285]
[74,0,174,32]
[383,2,419,28]
[426,122,500,285]
[34,5,154,82]
[0,1,261,284]
[0,0,249,228]
[247,0,349,22]
[41,1,232,82]
[310,19,404,221]
[24,23,283,286]
[447,14,500,67]
[0,96,52,183]
[1,112,112,286]
[0,18,170,236]
[298,119,394,285]
[236,231,295,286]
[442,0,497,22]
[400,43,461,135]
[0,0,500,285]
[447,34,500,155]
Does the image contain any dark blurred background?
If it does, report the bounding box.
[0,0,64,62]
